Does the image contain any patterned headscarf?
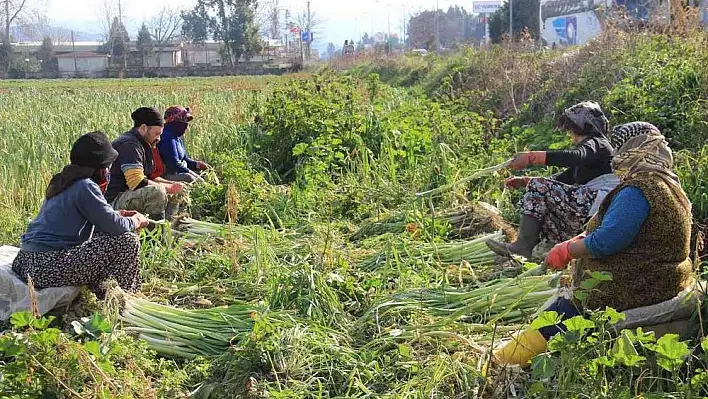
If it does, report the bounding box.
[164,106,193,124]
[611,122,691,213]
[563,101,609,137]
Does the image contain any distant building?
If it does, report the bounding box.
[55,52,110,77]
[128,43,183,68]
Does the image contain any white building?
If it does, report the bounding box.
[129,43,184,68]
[55,52,110,77]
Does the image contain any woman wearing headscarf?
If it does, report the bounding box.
[486,101,620,258]
[12,132,150,299]
[493,122,694,366]
[154,106,209,184]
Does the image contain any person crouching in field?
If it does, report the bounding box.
[12,132,150,299]
[486,101,620,259]
[154,106,210,184]
[494,122,693,366]
[104,107,185,221]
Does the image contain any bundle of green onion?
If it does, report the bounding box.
[174,217,228,237]
[359,231,503,271]
[120,296,287,359]
[415,159,513,198]
[361,266,560,325]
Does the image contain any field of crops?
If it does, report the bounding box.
[3,28,708,398]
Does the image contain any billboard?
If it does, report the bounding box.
[473,0,502,13]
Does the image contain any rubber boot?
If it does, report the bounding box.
[165,203,179,222]
[493,329,548,367]
[486,214,541,258]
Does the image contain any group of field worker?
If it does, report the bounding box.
[11,106,209,299]
[7,99,694,368]
[487,101,693,366]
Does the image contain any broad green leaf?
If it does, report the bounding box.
[603,307,626,325]
[701,336,708,354]
[10,311,33,329]
[84,341,102,358]
[30,315,55,330]
[35,329,61,347]
[610,330,646,367]
[589,271,613,281]
[573,291,588,303]
[531,354,558,380]
[580,279,601,290]
[563,316,595,333]
[87,313,112,335]
[650,334,690,371]
[530,311,561,330]
[629,327,656,344]
[0,336,24,357]
[547,334,567,352]
[292,143,309,156]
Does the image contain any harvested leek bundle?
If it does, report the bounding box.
[415,159,513,198]
[359,231,503,271]
[120,296,289,359]
[361,266,560,325]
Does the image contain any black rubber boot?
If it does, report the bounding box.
[486,215,542,259]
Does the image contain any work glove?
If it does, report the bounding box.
[505,176,531,189]
[545,240,574,270]
[509,151,547,170]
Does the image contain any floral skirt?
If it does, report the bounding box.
[519,178,598,243]
[12,232,141,300]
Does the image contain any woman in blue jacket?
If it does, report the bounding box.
[12,132,150,299]
[155,106,210,183]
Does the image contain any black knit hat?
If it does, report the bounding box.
[70,131,119,169]
[131,107,165,128]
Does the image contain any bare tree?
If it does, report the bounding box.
[296,5,323,59]
[2,0,32,45]
[147,6,183,67]
[1,0,46,72]
[260,0,283,40]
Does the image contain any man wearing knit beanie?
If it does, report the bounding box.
[105,107,185,220]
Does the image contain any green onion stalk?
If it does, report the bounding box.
[415,159,513,198]
[120,296,289,359]
[359,231,504,271]
[360,266,560,325]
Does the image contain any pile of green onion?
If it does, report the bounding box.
[359,231,503,271]
[362,266,560,325]
[120,296,286,359]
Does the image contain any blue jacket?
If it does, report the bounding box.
[21,179,135,252]
[156,125,197,174]
[585,186,650,257]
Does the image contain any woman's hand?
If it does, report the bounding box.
[545,235,588,270]
[509,152,547,170]
[119,210,137,217]
[130,212,150,230]
[196,161,211,170]
[545,241,573,270]
[166,182,185,195]
[505,176,531,190]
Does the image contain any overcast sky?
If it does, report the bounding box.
[45,0,478,52]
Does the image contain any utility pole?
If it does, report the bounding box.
[4,0,10,47]
[509,0,513,40]
[435,0,439,50]
[71,30,78,76]
[306,0,311,60]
